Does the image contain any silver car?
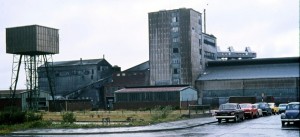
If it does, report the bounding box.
[278,103,288,114]
[253,104,263,117]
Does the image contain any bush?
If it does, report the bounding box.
[27,120,52,128]
[25,111,42,122]
[151,105,173,121]
[61,112,76,124]
[0,111,25,125]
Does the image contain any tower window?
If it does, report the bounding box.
[172,37,179,42]
[174,68,179,74]
[172,17,178,22]
[173,48,179,53]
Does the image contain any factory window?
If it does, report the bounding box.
[204,51,215,60]
[122,73,126,76]
[172,59,180,64]
[172,27,178,32]
[204,39,216,47]
[174,68,179,74]
[173,48,179,53]
[172,37,179,42]
[116,73,120,76]
[173,79,180,85]
[172,16,178,22]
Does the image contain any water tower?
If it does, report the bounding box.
[6,25,59,110]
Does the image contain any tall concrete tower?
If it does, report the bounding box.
[148,8,203,86]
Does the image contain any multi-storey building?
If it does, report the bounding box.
[38,58,114,108]
[149,8,204,86]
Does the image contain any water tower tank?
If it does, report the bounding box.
[6,25,59,55]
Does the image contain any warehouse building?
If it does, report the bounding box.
[196,57,299,107]
[114,85,198,109]
[38,58,114,108]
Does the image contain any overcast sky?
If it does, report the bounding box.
[0,0,299,90]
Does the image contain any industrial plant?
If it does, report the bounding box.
[0,8,298,111]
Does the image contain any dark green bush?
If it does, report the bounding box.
[25,111,42,122]
[27,120,52,128]
[61,112,76,124]
[0,111,25,125]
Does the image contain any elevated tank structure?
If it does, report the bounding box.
[6,25,59,110]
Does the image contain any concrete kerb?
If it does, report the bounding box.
[10,116,217,135]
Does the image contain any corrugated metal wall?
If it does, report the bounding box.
[197,78,299,107]
[6,25,59,55]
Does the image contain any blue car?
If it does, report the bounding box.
[281,102,300,126]
[254,102,272,116]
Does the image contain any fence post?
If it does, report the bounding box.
[188,105,191,118]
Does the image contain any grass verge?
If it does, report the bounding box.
[0,109,190,135]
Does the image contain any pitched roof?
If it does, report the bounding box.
[198,62,299,80]
[47,59,105,67]
[124,61,149,72]
[115,85,191,93]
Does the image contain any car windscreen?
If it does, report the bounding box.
[240,104,251,108]
[279,104,287,107]
[268,103,274,107]
[253,104,258,108]
[286,104,300,110]
[219,104,236,110]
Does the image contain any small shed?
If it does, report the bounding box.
[114,85,198,109]
[20,90,52,111]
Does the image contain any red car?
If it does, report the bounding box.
[240,103,259,119]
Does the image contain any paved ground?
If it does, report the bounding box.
[11,116,217,135]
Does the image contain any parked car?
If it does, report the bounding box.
[281,102,300,126]
[278,103,288,114]
[268,102,279,114]
[253,104,263,117]
[215,103,245,123]
[240,103,259,118]
[254,102,272,116]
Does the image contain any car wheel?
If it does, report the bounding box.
[234,116,238,122]
[218,119,221,123]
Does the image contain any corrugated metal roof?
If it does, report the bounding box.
[198,63,299,80]
[124,61,149,72]
[0,89,27,94]
[115,86,190,93]
[49,59,104,67]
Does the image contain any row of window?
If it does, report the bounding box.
[116,72,144,77]
[203,89,297,97]
[116,92,179,102]
[204,39,216,47]
[204,51,215,60]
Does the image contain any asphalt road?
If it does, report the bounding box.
[84,115,299,137]
[12,114,299,137]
